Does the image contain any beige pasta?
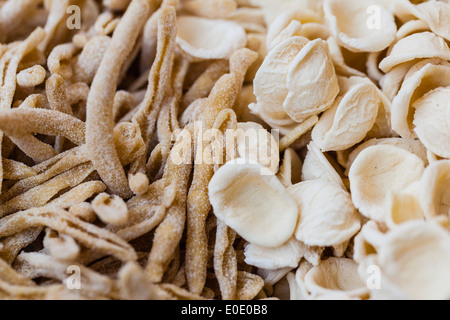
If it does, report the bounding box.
[312,76,381,152]
[288,179,361,247]
[209,160,298,248]
[349,145,425,223]
[176,16,247,60]
[324,0,397,53]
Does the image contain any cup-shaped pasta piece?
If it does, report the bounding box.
[345,137,428,175]
[379,32,450,73]
[391,62,450,139]
[266,12,302,51]
[176,16,246,60]
[365,89,393,140]
[283,39,339,122]
[302,142,345,189]
[415,1,450,42]
[324,0,397,52]
[419,160,450,220]
[349,145,425,223]
[395,19,430,41]
[387,192,424,229]
[181,0,237,19]
[380,61,416,101]
[236,122,280,175]
[413,87,450,159]
[312,76,380,151]
[208,160,298,248]
[377,221,450,300]
[254,34,339,127]
[304,257,368,299]
[244,238,311,270]
[253,36,309,133]
[288,179,361,247]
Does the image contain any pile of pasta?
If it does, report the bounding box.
[0,0,449,300]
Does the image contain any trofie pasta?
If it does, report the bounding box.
[0,0,448,301]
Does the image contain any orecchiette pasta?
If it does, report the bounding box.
[377,221,450,300]
[324,0,397,53]
[312,76,380,151]
[209,160,298,248]
[176,16,247,60]
[413,87,450,158]
[349,145,425,223]
[288,179,360,247]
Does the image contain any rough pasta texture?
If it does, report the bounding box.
[0,0,449,301]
